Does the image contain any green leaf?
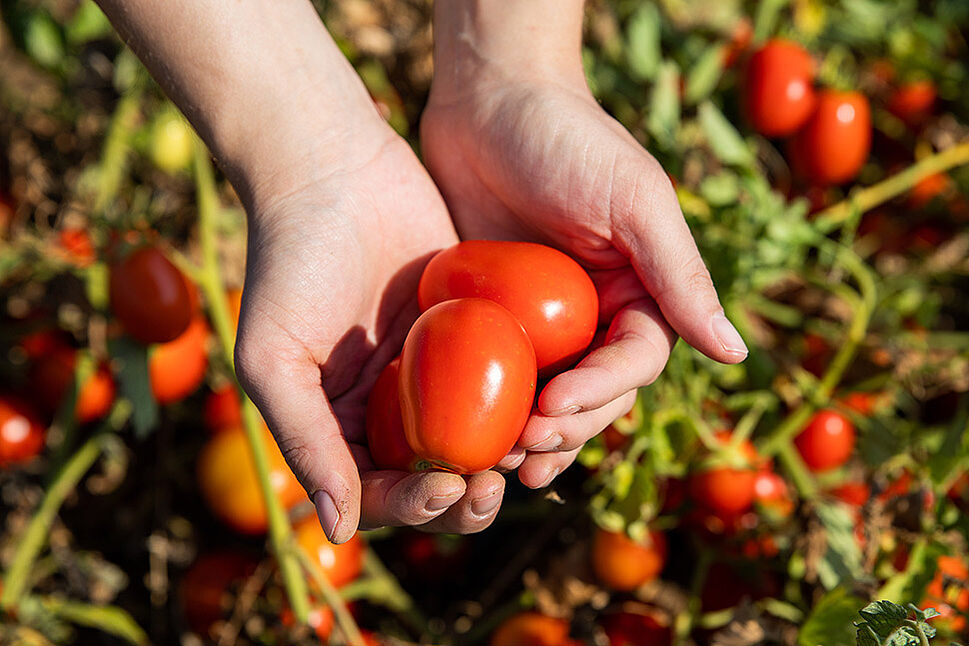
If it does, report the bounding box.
[647,61,681,148]
[626,3,661,81]
[684,43,726,105]
[699,172,740,206]
[854,600,937,646]
[798,587,864,646]
[66,0,113,45]
[815,504,864,589]
[698,101,754,168]
[109,338,158,438]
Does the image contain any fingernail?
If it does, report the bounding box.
[313,490,340,541]
[537,466,561,489]
[471,490,502,517]
[425,489,463,512]
[712,312,748,359]
[527,433,563,451]
[545,404,582,417]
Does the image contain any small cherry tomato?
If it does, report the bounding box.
[149,317,209,404]
[399,298,537,474]
[294,516,365,588]
[0,396,45,466]
[180,551,258,635]
[418,241,597,375]
[110,246,196,344]
[922,555,969,633]
[601,605,672,646]
[490,612,573,646]
[887,80,936,128]
[690,432,761,517]
[794,409,855,472]
[30,346,116,424]
[365,357,417,471]
[591,528,667,592]
[743,39,816,137]
[197,425,306,534]
[203,384,242,433]
[789,90,871,186]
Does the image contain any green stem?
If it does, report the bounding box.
[38,595,149,645]
[94,88,142,215]
[191,141,311,620]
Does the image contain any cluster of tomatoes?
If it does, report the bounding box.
[366,240,598,475]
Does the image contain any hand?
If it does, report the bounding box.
[421,60,748,489]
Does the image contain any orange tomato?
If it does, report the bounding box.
[30,346,115,424]
[149,317,209,404]
[294,516,365,588]
[591,529,667,592]
[227,288,242,333]
[922,556,969,633]
[197,425,306,534]
[490,612,573,646]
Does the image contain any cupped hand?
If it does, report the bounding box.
[234,125,505,544]
[421,72,748,488]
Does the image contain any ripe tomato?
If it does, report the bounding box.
[399,299,537,474]
[789,90,871,186]
[365,357,416,471]
[0,396,45,466]
[689,432,760,517]
[490,612,572,646]
[180,551,258,635]
[753,469,794,518]
[294,516,365,587]
[591,528,667,591]
[830,481,870,507]
[203,384,242,433]
[149,317,209,404]
[418,241,597,375]
[197,425,306,534]
[888,80,936,128]
[794,410,855,472]
[601,605,672,646]
[109,246,196,344]
[58,228,95,267]
[922,556,969,633]
[743,39,816,137]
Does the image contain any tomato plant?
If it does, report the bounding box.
[887,80,936,127]
[601,605,672,646]
[399,298,536,473]
[109,246,196,344]
[794,409,855,473]
[365,357,416,471]
[743,39,816,137]
[788,90,871,185]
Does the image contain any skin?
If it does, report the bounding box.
[96,0,747,543]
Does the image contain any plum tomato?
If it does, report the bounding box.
[365,357,417,471]
[180,551,258,635]
[418,241,597,376]
[689,432,760,518]
[601,605,672,646]
[149,317,209,405]
[591,528,667,592]
[294,516,365,588]
[794,409,855,472]
[788,90,871,186]
[921,555,969,633]
[30,346,115,424]
[109,246,196,344]
[490,612,573,646]
[197,425,306,534]
[743,39,816,137]
[888,80,936,128]
[0,396,45,466]
[203,384,243,433]
[399,298,537,474]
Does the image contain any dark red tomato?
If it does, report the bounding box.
[601,605,672,646]
[888,80,936,127]
[149,317,209,404]
[743,39,816,137]
[203,384,242,433]
[0,396,45,466]
[294,517,365,588]
[109,246,196,344]
[591,528,667,592]
[180,551,258,635]
[399,299,536,474]
[922,556,969,633]
[789,90,871,186]
[689,432,760,517]
[830,481,870,507]
[490,612,573,646]
[365,357,417,471]
[753,469,794,518]
[30,346,115,424]
[794,409,855,472]
[418,241,597,376]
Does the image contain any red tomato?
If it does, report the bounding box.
[743,39,816,137]
[794,410,855,472]
[418,241,597,375]
[591,529,667,592]
[753,469,794,518]
[149,317,209,404]
[109,246,196,344]
[203,384,242,433]
[922,556,969,633]
[601,606,672,646]
[180,551,258,635]
[0,396,45,466]
[58,228,96,267]
[365,357,417,471]
[490,612,573,646]
[789,90,871,186]
[830,481,870,507]
[690,432,760,517]
[197,425,306,534]
[294,516,365,587]
[888,80,936,127]
[399,299,537,474]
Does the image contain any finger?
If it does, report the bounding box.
[588,267,649,325]
[518,448,582,489]
[495,446,528,472]
[235,327,360,545]
[519,389,636,452]
[538,299,676,416]
[358,470,467,529]
[610,158,748,363]
[418,471,506,534]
